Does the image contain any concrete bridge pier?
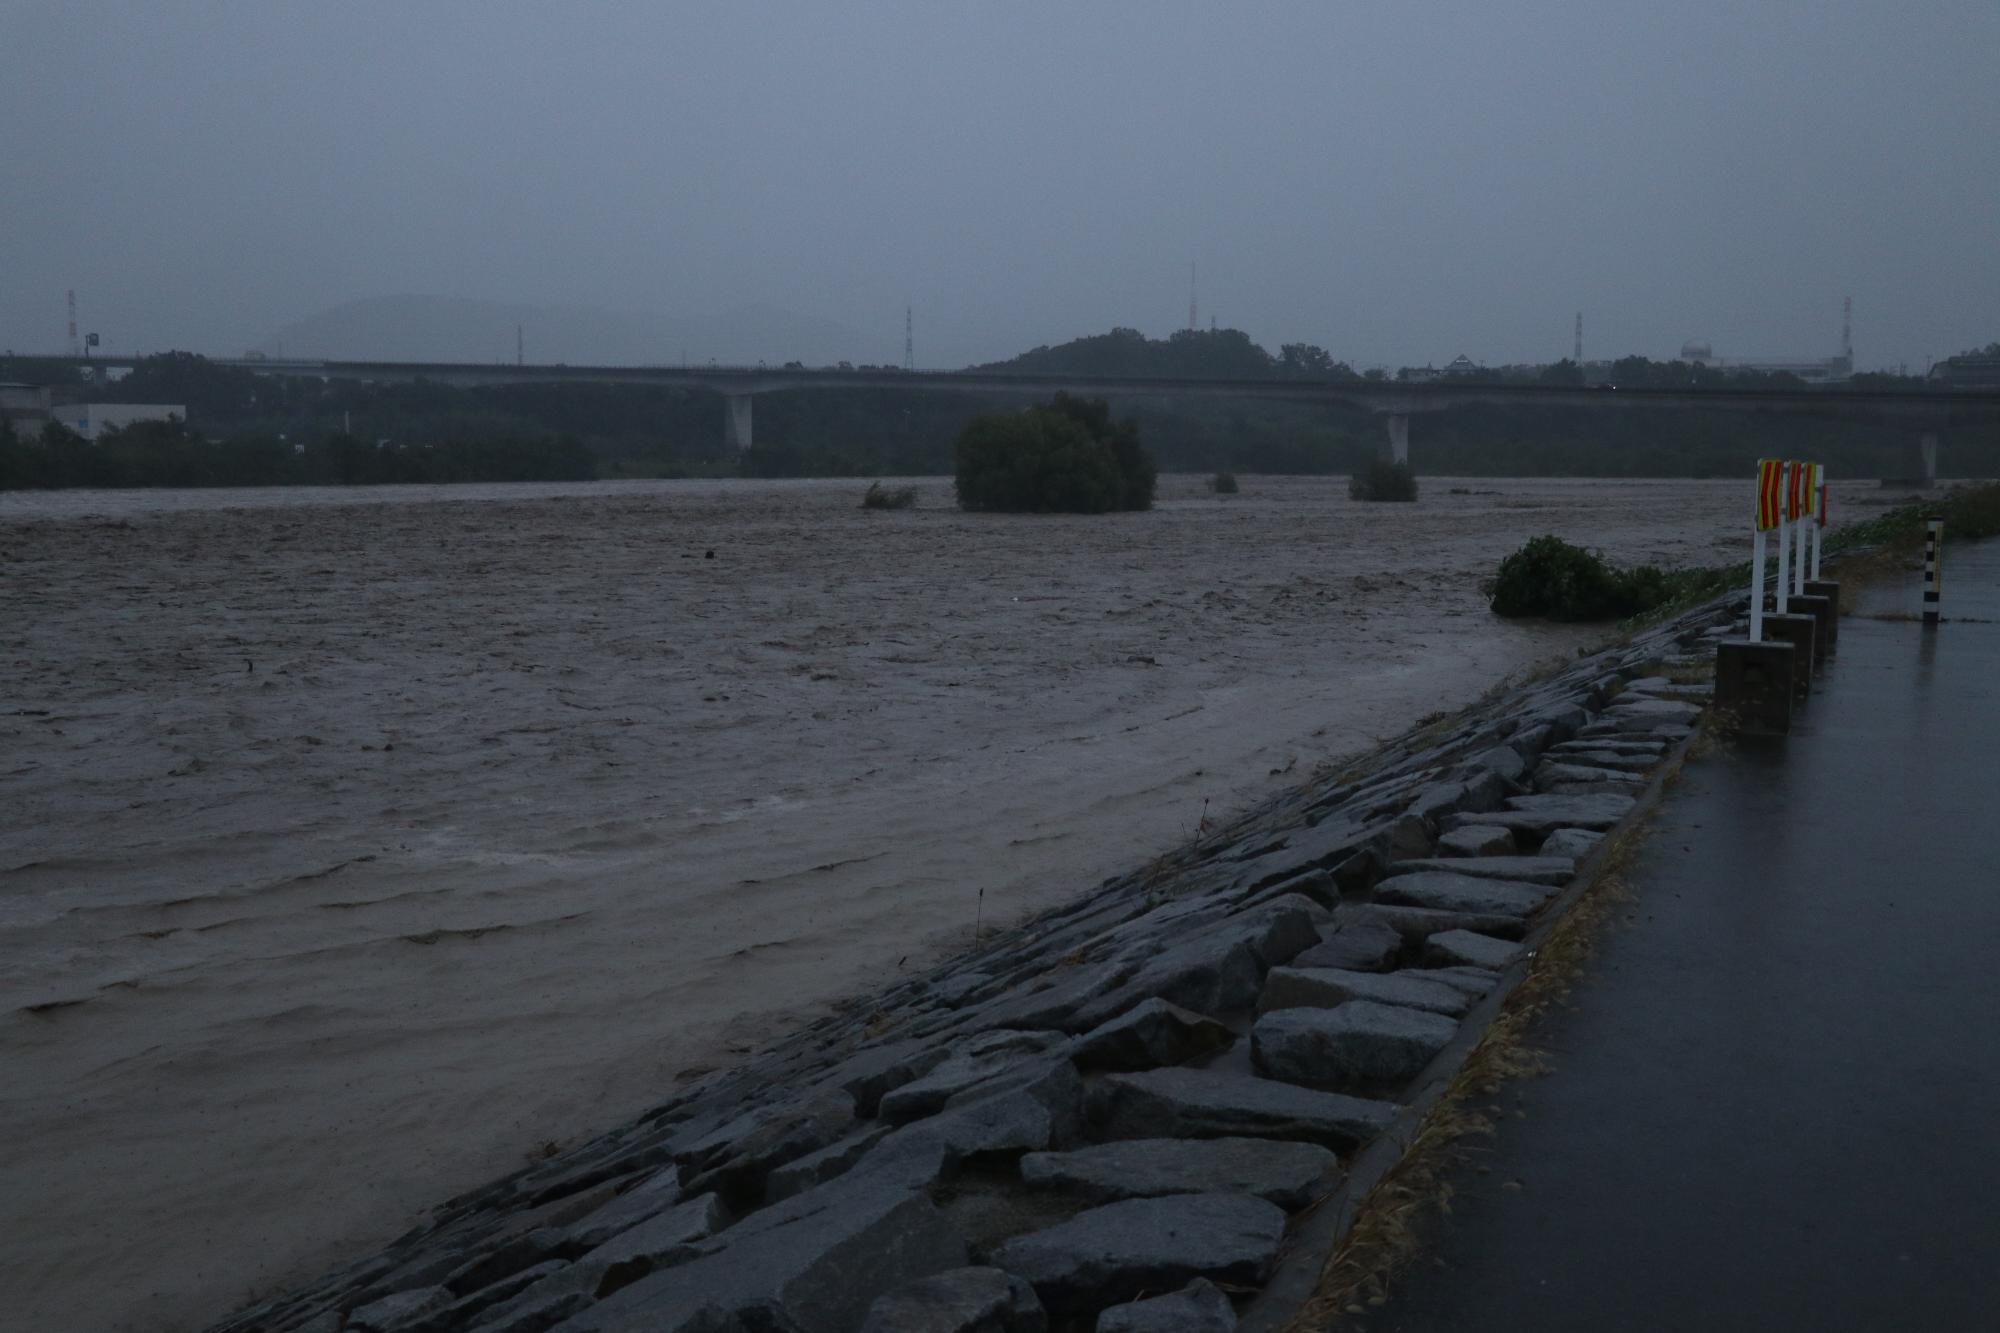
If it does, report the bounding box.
[725,394,754,452]
[1382,413,1410,466]
[1915,431,1939,487]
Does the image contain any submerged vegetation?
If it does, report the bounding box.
[860,481,918,510]
[1488,536,1707,621]
[1350,459,1419,502]
[953,393,1156,514]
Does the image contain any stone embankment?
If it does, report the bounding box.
[207,596,1739,1333]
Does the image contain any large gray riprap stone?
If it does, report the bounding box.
[1063,900,1319,1032]
[578,1190,727,1277]
[1541,779,1648,797]
[1507,722,1555,763]
[968,958,1138,1034]
[1423,930,1523,971]
[401,1262,568,1333]
[459,1192,731,1330]
[1541,748,1656,773]
[1534,762,1646,791]
[1070,998,1234,1073]
[878,1031,1069,1123]
[349,1286,452,1331]
[1540,828,1604,860]
[1021,1136,1334,1209]
[1231,814,1429,894]
[858,1266,1046,1333]
[1251,1002,1457,1089]
[1289,920,1402,973]
[1436,825,1516,857]
[1386,856,1573,887]
[764,1125,892,1202]
[1548,737,1663,758]
[990,1193,1285,1313]
[1460,743,1528,785]
[1421,966,1503,997]
[675,1090,856,1205]
[1258,966,1472,1018]
[546,1161,968,1333]
[1405,770,1510,827]
[1095,1277,1237,1332]
[1371,871,1554,917]
[823,1038,954,1117]
[1601,698,1702,728]
[1086,1067,1394,1151]
[929,971,997,1009]
[562,1169,683,1251]
[1340,903,1526,944]
[1445,793,1635,837]
[876,1064,1083,1164]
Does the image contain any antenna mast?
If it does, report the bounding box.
[1188,263,1198,332]
[1841,295,1852,366]
[67,290,79,357]
[1574,312,1582,366]
[904,306,913,371]
[516,324,524,367]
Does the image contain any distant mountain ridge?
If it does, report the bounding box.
[259,295,876,368]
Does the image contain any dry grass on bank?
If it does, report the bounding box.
[1281,817,1655,1330]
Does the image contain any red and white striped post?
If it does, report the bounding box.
[1751,459,1783,639]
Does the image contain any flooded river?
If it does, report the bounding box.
[2,474,1761,1330]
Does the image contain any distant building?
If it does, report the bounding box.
[49,402,187,440]
[1,382,53,431]
[1675,341,1851,383]
[1928,354,2000,388]
[1443,354,1482,377]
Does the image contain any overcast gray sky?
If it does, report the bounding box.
[4,1,1996,371]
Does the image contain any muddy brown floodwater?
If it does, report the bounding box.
[2,474,1760,1331]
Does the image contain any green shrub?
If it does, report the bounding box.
[860,481,917,510]
[1350,459,1418,502]
[1487,535,1727,621]
[954,392,1155,513]
[1210,471,1239,494]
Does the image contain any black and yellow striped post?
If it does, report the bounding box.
[1922,517,1943,627]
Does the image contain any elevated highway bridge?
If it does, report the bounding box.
[45,355,2000,483]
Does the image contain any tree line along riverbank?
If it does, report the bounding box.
[5,335,1996,489]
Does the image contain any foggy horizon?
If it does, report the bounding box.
[5,1,1996,372]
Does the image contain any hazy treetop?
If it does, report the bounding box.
[4,1,1995,370]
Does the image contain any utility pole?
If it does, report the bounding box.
[904,306,913,371]
[516,323,524,367]
[67,290,79,357]
[1188,263,1198,332]
[1574,312,1583,367]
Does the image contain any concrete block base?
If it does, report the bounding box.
[1714,639,1795,734]
[1788,594,1833,662]
[1760,614,1816,696]
[1802,580,1841,649]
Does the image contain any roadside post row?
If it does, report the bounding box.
[1752,458,1826,641]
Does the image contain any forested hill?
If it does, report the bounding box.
[977,326,1359,381]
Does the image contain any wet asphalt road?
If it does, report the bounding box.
[1369,541,2000,1332]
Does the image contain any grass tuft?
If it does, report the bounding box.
[861,481,918,510]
